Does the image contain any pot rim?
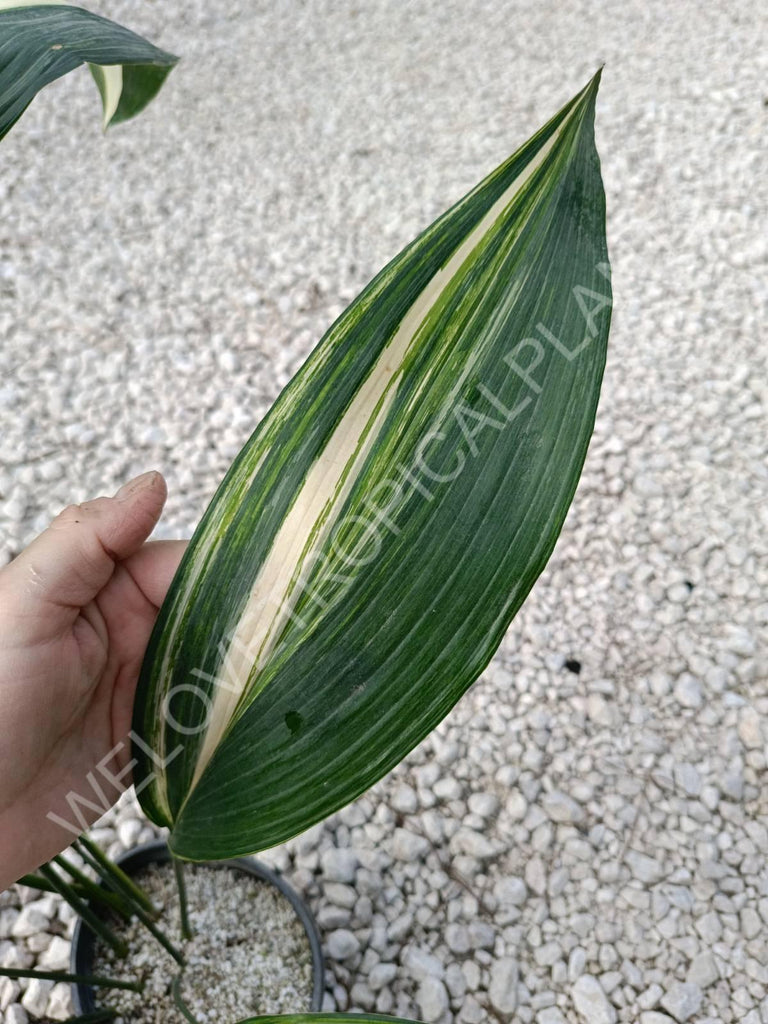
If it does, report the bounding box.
[70,838,325,1016]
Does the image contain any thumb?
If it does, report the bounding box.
[2,471,167,638]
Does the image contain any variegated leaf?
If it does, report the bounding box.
[132,71,612,860]
[0,1,177,141]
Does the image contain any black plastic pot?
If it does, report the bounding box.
[70,839,324,1016]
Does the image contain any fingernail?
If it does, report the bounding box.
[114,471,159,501]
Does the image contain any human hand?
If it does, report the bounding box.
[0,471,186,890]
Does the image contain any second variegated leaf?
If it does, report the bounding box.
[0,1,177,141]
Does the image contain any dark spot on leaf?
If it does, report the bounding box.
[684,580,694,592]
[565,658,581,675]
[285,710,303,736]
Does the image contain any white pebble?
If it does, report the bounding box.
[11,909,48,940]
[416,976,449,1022]
[117,818,143,849]
[673,675,704,709]
[660,981,703,1022]
[449,828,495,859]
[21,979,54,1019]
[488,957,519,1014]
[320,847,359,883]
[37,937,70,973]
[368,962,398,991]
[45,981,72,1021]
[326,929,360,961]
[737,706,764,749]
[541,789,585,824]
[392,828,430,860]
[571,975,617,1024]
[390,783,419,814]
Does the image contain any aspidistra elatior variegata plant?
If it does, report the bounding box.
[133,71,612,860]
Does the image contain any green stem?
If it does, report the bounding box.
[173,856,192,941]
[74,839,185,966]
[131,896,186,966]
[18,871,128,917]
[53,856,132,919]
[171,975,201,1024]
[16,873,59,893]
[0,967,141,992]
[76,836,158,918]
[38,864,128,958]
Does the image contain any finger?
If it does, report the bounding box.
[122,539,188,609]
[2,471,167,636]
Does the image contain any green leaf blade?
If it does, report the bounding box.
[0,3,178,141]
[133,72,611,860]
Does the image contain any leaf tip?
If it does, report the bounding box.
[572,66,604,126]
[584,65,604,98]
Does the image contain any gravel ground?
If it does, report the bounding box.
[1,1,767,1022]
